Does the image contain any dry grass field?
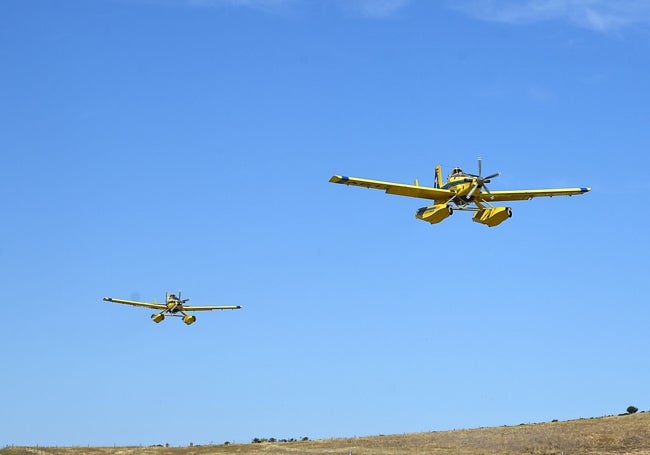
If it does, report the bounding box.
[3,412,649,455]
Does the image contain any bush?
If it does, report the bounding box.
[627,406,639,414]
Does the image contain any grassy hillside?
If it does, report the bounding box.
[3,412,650,455]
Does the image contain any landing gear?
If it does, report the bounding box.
[472,206,512,227]
[415,204,453,224]
[182,314,197,325]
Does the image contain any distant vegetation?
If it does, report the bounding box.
[251,436,309,443]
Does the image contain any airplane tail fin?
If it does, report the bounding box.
[435,165,444,188]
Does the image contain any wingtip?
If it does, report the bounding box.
[329,175,349,183]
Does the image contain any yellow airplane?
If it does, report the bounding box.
[102,291,242,325]
[330,158,591,227]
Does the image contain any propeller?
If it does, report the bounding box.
[465,157,500,200]
[178,290,190,304]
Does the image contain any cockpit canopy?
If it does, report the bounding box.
[449,167,465,178]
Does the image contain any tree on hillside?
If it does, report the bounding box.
[627,406,638,414]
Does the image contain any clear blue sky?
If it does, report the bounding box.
[2,0,649,447]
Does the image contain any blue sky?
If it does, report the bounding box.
[1,0,650,447]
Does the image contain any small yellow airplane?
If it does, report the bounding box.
[102,291,242,325]
[330,158,590,227]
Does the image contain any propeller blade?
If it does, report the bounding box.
[466,182,479,199]
[484,172,500,180]
[483,184,495,200]
[477,157,482,177]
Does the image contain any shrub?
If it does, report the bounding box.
[627,406,639,414]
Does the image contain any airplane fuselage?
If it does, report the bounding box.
[166,299,183,313]
[444,176,474,195]
[440,175,485,205]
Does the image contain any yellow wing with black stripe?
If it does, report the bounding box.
[183,305,242,311]
[103,297,166,310]
[329,175,453,202]
[478,187,591,202]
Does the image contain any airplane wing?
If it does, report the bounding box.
[477,187,591,202]
[182,305,243,311]
[103,297,166,310]
[329,175,453,202]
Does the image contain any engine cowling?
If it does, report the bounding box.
[415,204,453,224]
[472,207,512,227]
[183,314,197,325]
[151,313,165,323]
